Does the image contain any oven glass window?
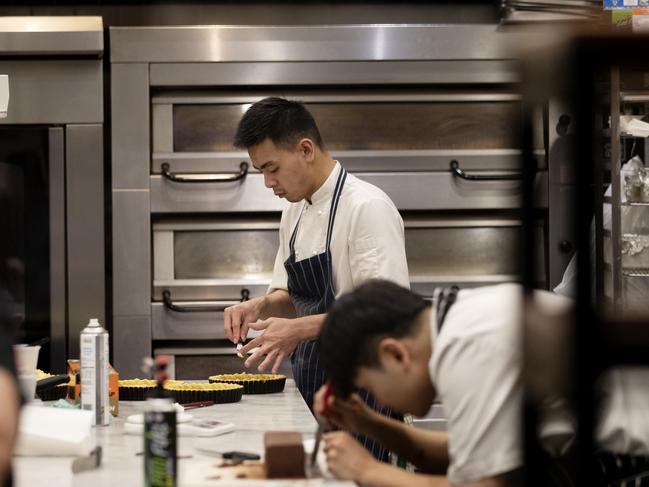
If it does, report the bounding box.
[173,102,521,153]
[174,230,279,279]
[405,226,521,277]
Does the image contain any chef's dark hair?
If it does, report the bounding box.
[233,97,325,150]
[320,279,430,398]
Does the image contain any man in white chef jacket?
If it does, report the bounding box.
[314,280,574,487]
[223,97,410,461]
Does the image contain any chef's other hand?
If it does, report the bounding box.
[240,318,300,373]
[314,387,376,436]
[224,296,265,343]
[323,431,376,483]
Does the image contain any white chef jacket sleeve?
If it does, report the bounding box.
[268,210,290,293]
[435,334,523,484]
[348,197,410,289]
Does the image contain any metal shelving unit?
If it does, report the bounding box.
[521,33,649,486]
[601,67,649,312]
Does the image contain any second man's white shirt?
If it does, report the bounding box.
[429,284,574,485]
[269,161,410,296]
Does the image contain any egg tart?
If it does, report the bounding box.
[208,372,286,394]
[163,381,243,404]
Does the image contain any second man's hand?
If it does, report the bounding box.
[240,317,302,374]
[314,385,379,437]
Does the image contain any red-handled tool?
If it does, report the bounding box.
[311,382,334,466]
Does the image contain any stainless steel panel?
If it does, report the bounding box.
[150,173,286,213]
[410,275,520,298]
[66,124,105,357]
[153,230,174,281]
[0,60,102,124]
[153,279,269,301]
[113,190,150,315]
[154,347,294,380]
[152,171,547,213]
[152,104,173,153]
[152,150,546,174]
[113,315,151,379]
[111,63,150,190]
[152,302,229,340]
[0,16,103,55]
[150,60,520,86]
[172,101,521,153]
[48,127,66,370]
[360,171,549,210]
[153,92,522,104]
[110,25,521,63]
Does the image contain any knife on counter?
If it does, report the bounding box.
[311,382,334,466]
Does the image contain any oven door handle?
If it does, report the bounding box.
[450,160,522,181]
[162,288,250,313]
[160,161,249,183]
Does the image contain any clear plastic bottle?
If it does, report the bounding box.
[80,318,110,426]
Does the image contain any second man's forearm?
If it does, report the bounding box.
[367,414,449,474]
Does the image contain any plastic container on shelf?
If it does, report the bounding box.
[621,234,649,269]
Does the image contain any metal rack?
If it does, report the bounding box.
[521,33,649,486]
[601,67,649,311]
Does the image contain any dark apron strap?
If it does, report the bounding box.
[594,452,649,486]
[435,286,459,333]
[288,166,347,256]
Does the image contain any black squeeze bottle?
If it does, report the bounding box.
[143,356,176,487]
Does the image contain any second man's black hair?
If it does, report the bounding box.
[320,279,430,398]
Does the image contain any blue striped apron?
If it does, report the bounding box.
[284,166,393,462]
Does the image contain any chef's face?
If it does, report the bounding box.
[249,138,316,203]
[354,341,436,418]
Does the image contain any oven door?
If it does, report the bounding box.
[152,213,546,340]
[150,90,546,214]
[0,126,66,370]
[406,214,547,297]
[152,216,280,340]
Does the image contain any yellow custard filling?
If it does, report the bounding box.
[163,382,242,392]
[118,379,157,388]
[209,372,286,382]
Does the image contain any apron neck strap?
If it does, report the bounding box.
[289,166,347,254]
[435,286,459,333]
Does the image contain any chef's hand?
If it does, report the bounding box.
[223,296,265,343]
[314,387,377,437]
[323,431,376,483]
[240,318,300,373]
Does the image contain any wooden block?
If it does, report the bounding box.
[264,431,305,478]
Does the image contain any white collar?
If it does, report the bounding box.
[309,161,341,206]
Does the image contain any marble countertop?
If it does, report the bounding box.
[12,380,353,487]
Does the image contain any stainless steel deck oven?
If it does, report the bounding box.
[110,25,554,378]
[1,17,105,372]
